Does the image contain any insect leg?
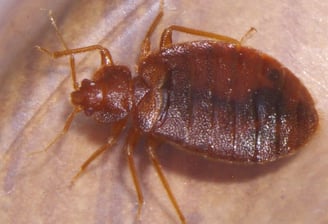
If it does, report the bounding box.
[70,120,126,186]
[138,0,164,62]
[37,10,114,90]
[160,25,241,49]
[240,27,257,45]
[147,140,186,224]
[36,45,114,67]
[29,107,81,156]
[125,130,144,219]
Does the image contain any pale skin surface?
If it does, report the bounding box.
[0,0,327,223]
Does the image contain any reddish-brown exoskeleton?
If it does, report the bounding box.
[37,1,318,223]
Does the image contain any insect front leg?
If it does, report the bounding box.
[37,10,114,90]
[36,45,114,67]
[29,107,81,156]
[36,44,114,90]
[70,120,126,186]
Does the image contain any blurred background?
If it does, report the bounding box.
[1,0,327,223]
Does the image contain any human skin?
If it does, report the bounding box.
[1,0,327,223]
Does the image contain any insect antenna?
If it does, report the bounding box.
[36,9,79,89]
[32,10,81,155]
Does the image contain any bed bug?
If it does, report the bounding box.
[37,1,318,223]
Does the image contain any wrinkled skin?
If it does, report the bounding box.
[0,1,327,224]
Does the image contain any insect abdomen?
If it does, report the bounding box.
[137,41,318,163]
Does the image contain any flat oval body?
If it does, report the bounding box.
[134,40,318,163]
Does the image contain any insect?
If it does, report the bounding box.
[37,1,318,223]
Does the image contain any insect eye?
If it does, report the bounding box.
[81,79,95,87]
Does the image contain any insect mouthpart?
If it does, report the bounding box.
[71,79,104,116]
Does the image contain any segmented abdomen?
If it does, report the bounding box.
[141,41,318,163]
